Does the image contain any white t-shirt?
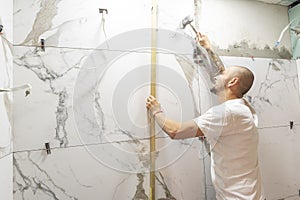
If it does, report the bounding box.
[194,98,263,200]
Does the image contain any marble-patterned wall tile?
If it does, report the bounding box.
[258,126,300,200]
[14,0,195,49]
[0,96,12,156]
[0,0,13,41]
[13,147,139,200]
[0,0,13,157]
[156,139,207,200]
[0,154,13,200]
[221,57,300,128]
[0,42,13,156]
[297,59,300,95]
[14,0,151,48]
[13,138,206,200]
[13,46,93,151]
[0,0,13,199]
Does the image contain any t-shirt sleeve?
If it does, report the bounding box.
[193,105,229,146]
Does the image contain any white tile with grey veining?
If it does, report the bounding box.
[0,1,14,199]
[0,154,13,200]
[13,46,93,151]
[156,139,207,200]
[0,0,13,42]
[13,138,206,200]
[258,125,300,200]
[13,147,140,200]
[221,56,300,128]
[0,46,13,157]
[0,0,13,158]
[297,59,300,95]
[14,0,151,48]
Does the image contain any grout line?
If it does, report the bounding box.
[257,123,300,130]
[13,44,195,57]
[12,135,169,154]
[10,123,300,154]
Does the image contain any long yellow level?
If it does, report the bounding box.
[150,0,157,199]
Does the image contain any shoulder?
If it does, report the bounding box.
[194,102,230,125]
[225,98,258,126]
[225,99,250,114]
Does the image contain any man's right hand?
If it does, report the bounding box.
[195,33,225,77]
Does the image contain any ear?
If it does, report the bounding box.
[227,77,239,88]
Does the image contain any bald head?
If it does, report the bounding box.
[227,66,254,96]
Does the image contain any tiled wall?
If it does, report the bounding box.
[7,0,300,200]
[12,0,209,199]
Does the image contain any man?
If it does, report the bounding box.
[146,34,263,200]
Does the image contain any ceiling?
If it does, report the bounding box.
[255,0,299,6]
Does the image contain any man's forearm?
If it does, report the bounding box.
[154,112,178,139]
[146,95,202,139]
[153,113,203,139]
[196,34,225,74]
[206,48,225,74]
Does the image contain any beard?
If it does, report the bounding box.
[210,82,218,94]
[210,86,217,94]
[210,84,225,95]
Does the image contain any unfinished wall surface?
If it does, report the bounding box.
[0,0,13,199]
[195,0,292,59]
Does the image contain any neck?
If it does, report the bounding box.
[217,91,241,103]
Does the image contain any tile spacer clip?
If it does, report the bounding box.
[45,142,51,155]
[290,121,294,130]
[40,38,45,51]
[99,8,108,14]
